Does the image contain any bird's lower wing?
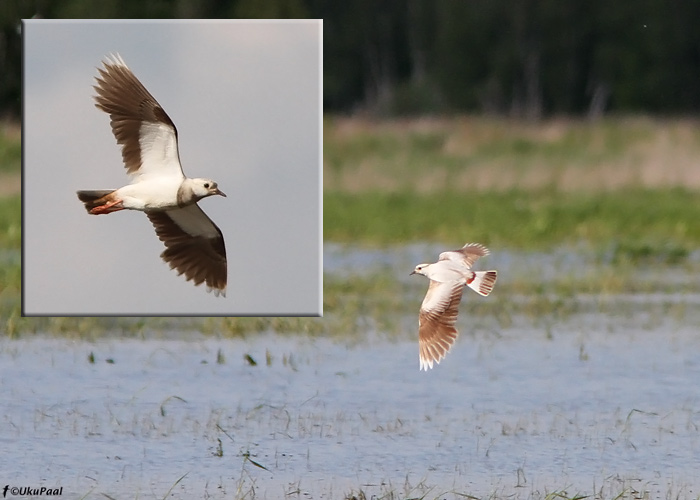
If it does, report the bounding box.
[146,204,227,296]
[418,280,465,370]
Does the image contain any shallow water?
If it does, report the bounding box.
[2,317,700,499]
[3,246,700,499]
[325,242,700,287]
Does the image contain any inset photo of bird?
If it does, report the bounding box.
[77,54,227,296]
[23,21,321,316]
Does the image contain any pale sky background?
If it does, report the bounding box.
[23,20,321,316]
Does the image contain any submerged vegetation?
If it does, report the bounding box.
[324,116,700,252]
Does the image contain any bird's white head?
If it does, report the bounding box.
[191,178,226,200]
[410,263,430,277]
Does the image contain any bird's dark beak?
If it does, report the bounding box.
[215,188,227,197]
[410,270,416,276]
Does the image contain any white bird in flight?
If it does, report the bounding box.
[76,54,227,296]
[411,243,497,370]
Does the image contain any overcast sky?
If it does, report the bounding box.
[23,20,321,316]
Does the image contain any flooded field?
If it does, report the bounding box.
[3,246,700,499]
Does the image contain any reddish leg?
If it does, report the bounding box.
[90,199,125,215]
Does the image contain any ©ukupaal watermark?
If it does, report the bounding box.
[3,485,63,497]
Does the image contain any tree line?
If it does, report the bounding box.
[3,0,700,120]
[321,0,700,118]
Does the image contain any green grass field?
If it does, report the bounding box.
[324,188,700,253]
[324,115,700,253]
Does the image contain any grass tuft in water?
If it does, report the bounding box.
[544,491,589,500]
[160,395,187,417]
[160,472,189,500]
[213,438,223,457]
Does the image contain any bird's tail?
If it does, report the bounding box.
[467,270,497,296]
[76,190,115,212]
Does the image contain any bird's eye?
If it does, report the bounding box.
[204,183,210,188]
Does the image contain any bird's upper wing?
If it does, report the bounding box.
[418,279,465,370]
[93,54,185,181]
[146,204,227,296]
[438,242,490,269]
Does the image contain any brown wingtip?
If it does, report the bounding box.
[419,321,458,371]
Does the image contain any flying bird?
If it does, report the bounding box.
[411,243,497,370]
[77,54,227,296]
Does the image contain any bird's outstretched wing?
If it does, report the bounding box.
[146,204,227,296]
[438,242,490,269]
[93,54,185,181]
[418,279,465,370]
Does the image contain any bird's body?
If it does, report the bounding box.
[77,54,227,296]
[411,243,497,370]
[415,258,472,283]
[78,177,217,212]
